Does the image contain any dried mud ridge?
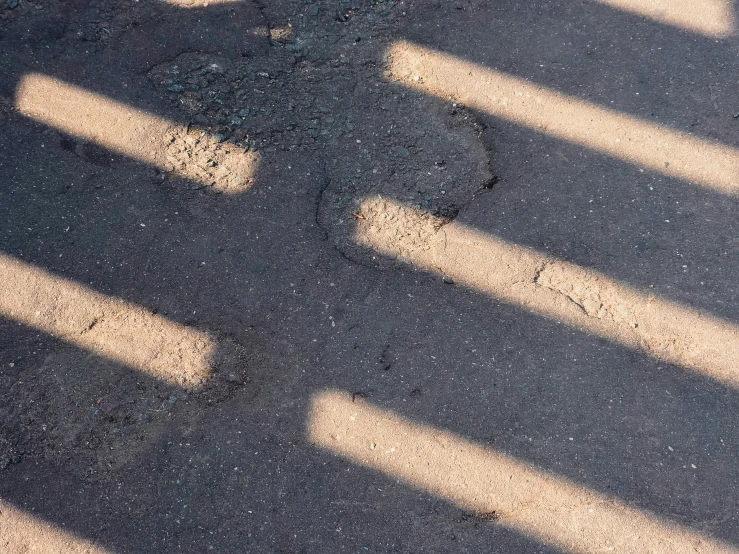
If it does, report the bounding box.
[534,262,638,329]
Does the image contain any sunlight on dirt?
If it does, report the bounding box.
[0,500,112,554]
[160,0,243,7]
[309,390,738,554]
[15,73,259,194]
[353,196,739,388]
[386,42,739,195]
[0,254,216,387]
[594,0,735,38]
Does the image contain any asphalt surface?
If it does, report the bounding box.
[1,0,738,552]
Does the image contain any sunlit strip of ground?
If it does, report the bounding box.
[0,500,112,554]
[14,73,259,194]
[309,390,736,554]
[0,254,215,387]
[594,0,735,38]
[161,0,242,6]
[354,196,739,388]
[386,42,739,195]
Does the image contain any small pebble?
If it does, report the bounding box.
[192,113,209,126]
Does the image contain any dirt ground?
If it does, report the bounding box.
[1,0,739,552]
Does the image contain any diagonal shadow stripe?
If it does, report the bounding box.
[0,500,111,554]
[161,0,243,5]
[309,390,737,554]
[353,196,739,388]
[0,254,216,387]
[386,41,739,195]
[592,0,736,37]
[14,73,260,195]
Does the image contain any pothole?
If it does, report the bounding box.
[318,96,495,269]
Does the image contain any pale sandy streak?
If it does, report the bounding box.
[0,254,215,386]
[355,196,739,387]
[309,390,736,554]
[0,500,111,554]
[16,74,170,166]
[594,0,735,38]
[162,0,242,6]
[387,42,739,194]
[15,73,259,194]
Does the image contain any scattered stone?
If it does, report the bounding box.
[391,145,411,158]
[6,0,19,9]
[164,127,257,193]
[0,437,21,469]
[475,511,499,522]
[193,113,210,125]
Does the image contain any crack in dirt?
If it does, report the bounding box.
[535,262,639,329]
